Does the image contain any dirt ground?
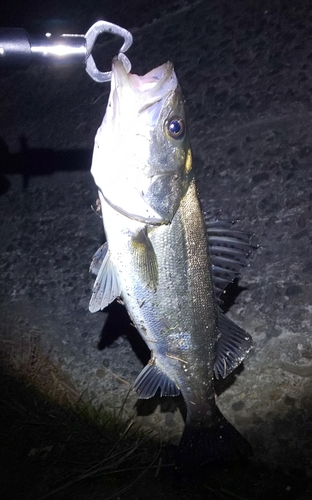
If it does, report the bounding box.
[1,363,312,500]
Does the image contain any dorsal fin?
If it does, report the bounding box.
[206,220,255,304]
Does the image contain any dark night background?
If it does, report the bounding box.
[1,1,312,499]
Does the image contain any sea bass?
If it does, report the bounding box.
[89,56,253,466]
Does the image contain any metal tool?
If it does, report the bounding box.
[0,21,133,82]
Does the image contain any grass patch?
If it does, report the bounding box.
[0,322,164,499]
[0,367,165,500]
[0,322,311,499]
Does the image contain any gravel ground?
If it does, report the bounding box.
[1,0,312,491]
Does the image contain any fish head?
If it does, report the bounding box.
[91,57,192,225]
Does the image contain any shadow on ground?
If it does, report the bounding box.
[0,136,91,194]
[1,363,312,500]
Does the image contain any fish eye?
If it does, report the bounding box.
[166,117,185,140]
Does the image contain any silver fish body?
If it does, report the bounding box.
[89,57,253,466]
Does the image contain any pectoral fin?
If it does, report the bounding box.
[133,361,180,398]
[131,228,158,291]
[214,312,253,379]
[89,247,121,313]
[89,242,108,276]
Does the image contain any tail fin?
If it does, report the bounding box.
[175,411,252,469]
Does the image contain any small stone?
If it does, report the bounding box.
[227,146,238,155]
[284,395,296,407]
[302,261,312,274]
[108,341,119,349]
[252,172,270,184]
[96,368,106,379]
[214,90,228,102]
[285,285,303,297]
[297,214,306,228]
[299,146,312,158]
[252,413,264,424]
[232,400,245,411]
[234,414,250,426]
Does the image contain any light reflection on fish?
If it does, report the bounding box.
[89,56,253,467]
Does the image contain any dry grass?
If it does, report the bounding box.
[0,319,165,499]
[0,365,166,500]
[1,319,311,500]
[0,320,80,407]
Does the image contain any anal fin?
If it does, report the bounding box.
[214,312,252,379]
[133,361,180,399]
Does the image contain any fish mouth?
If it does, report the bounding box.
[112,56,176,92]
[111,57,178,120]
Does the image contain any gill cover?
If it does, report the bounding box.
[91,58,191,225]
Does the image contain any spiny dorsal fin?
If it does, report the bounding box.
[206,220,255,304]
[89,247,121,313]
[133,361,180,399]
[214,312,252,379]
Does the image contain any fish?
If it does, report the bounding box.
[89,56,253,467]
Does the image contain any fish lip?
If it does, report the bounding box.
[112,56,177,96]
